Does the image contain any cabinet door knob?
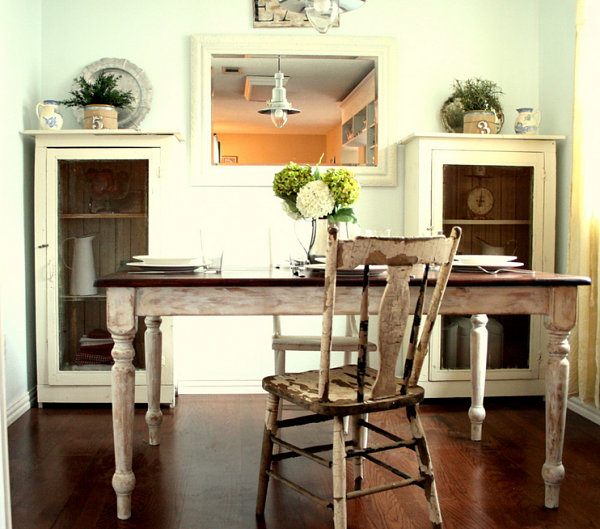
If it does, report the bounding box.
[37,243,49,249]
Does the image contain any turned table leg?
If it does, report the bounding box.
[107,288,137,520]
[542,286,576,509]
[469,314,488,441]
[145,316,163,446]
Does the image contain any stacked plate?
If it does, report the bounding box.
[453,254,524,272]
[126,255,203,272]
[305,263,388,277]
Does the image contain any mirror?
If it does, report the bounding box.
[191,35,397,186]
[211,53,377,166]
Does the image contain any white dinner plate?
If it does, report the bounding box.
[454,254,518,266]
[453,262,524,272]
[306,264,387,276]
[132,255,198,266]
[126,262,202,272]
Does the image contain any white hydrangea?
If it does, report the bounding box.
[281,200,302,220]
[296,180,335,219]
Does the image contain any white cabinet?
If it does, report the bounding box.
[28,130,183,405]
[401,133,562,397]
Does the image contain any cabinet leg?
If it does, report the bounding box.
[469,314,488,441]
[145,316,163,446]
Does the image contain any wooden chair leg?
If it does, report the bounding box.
[273,349,286,421]
[332,416,347,529]
[407,405,443,529]
[349,414,363,490]
[342,351,352,435]
[274,348,286,375]
[256,393,280,516]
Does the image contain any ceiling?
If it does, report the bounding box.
[211,54,375,135]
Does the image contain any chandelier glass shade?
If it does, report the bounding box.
[305,0,340,33]
[278,0,366,34]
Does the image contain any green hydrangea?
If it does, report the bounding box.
[321,168,360,207]
[273,162,314,198]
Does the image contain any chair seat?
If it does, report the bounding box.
[262,364,424,417]
[272,335,377,352]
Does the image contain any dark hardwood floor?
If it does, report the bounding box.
[8,395,600,529]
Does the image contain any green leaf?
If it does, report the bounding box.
[329,207,358,224]
[283,196,299,213]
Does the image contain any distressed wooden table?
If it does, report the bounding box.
[95,268,590,520]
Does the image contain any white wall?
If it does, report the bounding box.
[18,0,573,394]
[0,0,42,525]
[539,0,576,272]
[0,0,40,419]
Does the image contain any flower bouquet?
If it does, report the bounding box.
[273,158,360,261]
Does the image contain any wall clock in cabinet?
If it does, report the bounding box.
[27,130,183,405]
[401,133,563,398]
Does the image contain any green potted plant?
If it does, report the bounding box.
[441,78,504,134]
[61,72,134,130]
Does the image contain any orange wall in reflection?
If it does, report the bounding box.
[217,133,328,165]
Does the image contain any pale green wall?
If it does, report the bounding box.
[539,0,576,272]
[0,0,577,401]
[0,0,41,415]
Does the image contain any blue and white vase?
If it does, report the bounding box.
[36,100,63,130]
[514,107,541,135]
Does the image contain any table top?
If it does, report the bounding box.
[95,268,591,289]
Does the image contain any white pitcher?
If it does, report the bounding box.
[514,107,541,135]
[62,234,97,296]
[476,236,517,256]
[36,100,64,130]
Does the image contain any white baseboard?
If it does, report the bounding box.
[177,379,265,395]
[568,397,600,426]
[6,387,36,427]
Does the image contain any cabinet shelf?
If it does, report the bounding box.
[60,213,148,219]
[443,219,532,225]
[65,364,146,372]
[61,294,107,301]
[344,131,367,147]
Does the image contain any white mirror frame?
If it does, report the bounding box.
[190,34,398,187]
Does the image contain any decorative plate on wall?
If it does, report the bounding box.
[72,58,152,129]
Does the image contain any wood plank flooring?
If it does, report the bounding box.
[8,395,600,529]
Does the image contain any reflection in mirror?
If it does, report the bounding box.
[191,35,397,186]
[211,54,376,167]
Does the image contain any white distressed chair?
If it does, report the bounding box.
[272,314,377,378]
[256,225,461,529]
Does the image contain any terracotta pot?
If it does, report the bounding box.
[463,111,497,134]
[83,104,118,130]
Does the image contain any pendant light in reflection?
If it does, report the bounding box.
[258,56,300,128]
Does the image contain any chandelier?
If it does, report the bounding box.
[279,0,366,34]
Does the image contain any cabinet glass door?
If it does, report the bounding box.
[47,148,157,383]
[429,150,546,382]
